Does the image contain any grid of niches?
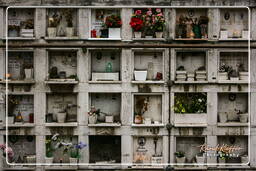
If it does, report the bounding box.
[0,6,251,171]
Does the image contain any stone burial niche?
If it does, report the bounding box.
[89,135,121,164]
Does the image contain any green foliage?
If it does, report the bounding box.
[174,93,207,114]
[175,151,185,158]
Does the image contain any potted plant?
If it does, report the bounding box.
[175,151,186,165]
[153,8,165,38]
[20,19,34,37]
[69,142,87,164]
[240,154,249,164]
[48,13,61,37]
[196,152,205,164]
[134,70,147,81]
[104,14,122,38]
[8,25,20,37]
[0,144,14,165]
[219,112,228,123]
[238,64,248,81]
[143,9,154,38]
[63,9,74,37]
[130,10,144,38]
[88,106,99,124]
[45,139,54,164]
[219,63,232,81]
[24,63,33,80]
[229,69,239,81]
[8,96,19,124]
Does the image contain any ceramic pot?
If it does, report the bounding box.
[108,28,121,38]
[45,157,54,164]
[176,156,186,166]
[57,112,66,123]
[219,72,228,80]
[66,27,74,37]
[69,157,78,163]
[8,116,14,124]
[134,71,147,81]
[24,68,33,79]
[239,113,248,123]
[155,32,163,38]
[47,27,57,37]
[88,114,97,124]
[196,155,205,164]
[134,32,142,38]
[219,112,228,123]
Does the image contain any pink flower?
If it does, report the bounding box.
[135,10,142,15]
[146,10,152,16]
[157,13,163,17]
[156,8,161,13]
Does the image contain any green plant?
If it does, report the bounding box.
[175,151,185,158]
[104,15,122,28]
[153,9,165,32]
[45,138,54,158]
[63,9,73,27]
[174,93,207,113]
[68,74,79,81]
[219,63,232,73]
[21,19,34,29]
[48,13,61,27]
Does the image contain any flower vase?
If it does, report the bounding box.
[108,28,121,38]
[57,112,66,123]
[69,157,78,163]
[155,32,163,38]
[66,27,74,37]
[134,32,142,38]
[88,114,97,124]
[47,27,57,37]
[193,25,201,38]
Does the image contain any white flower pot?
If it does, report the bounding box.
[24,68,33,79]
[8,116,14,124]
[241,155,248,163]
[218,158,226,165]
[69,157,78,163]
[45,157,54,164]
[155,32,163,38]
[230,77,239,81]
[66,27,74,37]
[219,72,228,80]
[8,29,18,37]
[196,155,205,164]
[47,27,57,37]
[57,112,66,123]
[105,115,114,123]
[92,72,119,81]
[176,156,186,165]
[134,32,142,38]
[151,156,163,164]
[26,155,36,163]
[88,114,97,124]
[108,28,121,38]
[20,29,34,37]
[239,72,248,80]
[219,112,228,123]
[220,31,228,39]
[242,31,249,39]
[239,113,248,123]
[134,71,147,81]
[144,118,152,125]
